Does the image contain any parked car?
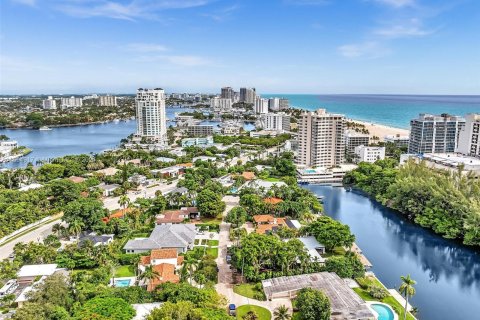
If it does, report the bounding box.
[226,255,232,264]
[228,304,236,316]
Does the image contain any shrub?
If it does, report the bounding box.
[368,285,388,299]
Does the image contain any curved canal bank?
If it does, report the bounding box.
[304,185,480,320]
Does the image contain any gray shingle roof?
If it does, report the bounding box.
[124,224,196,251]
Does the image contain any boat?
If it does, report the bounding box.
[38,126,52,131]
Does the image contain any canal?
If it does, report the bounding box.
[304,185,480,320]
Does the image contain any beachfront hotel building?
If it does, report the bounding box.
[456,113,480,158]
[296,109,346,167]
[345,130,370,155]
[408,113,465,154]
[268,98,280,111]
[255,97,269,114]
[135,88,167,143]
[279,98,289,110]
[99,95,117,107]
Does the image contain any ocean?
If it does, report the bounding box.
[264,94,480,129]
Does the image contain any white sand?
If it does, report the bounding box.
[348,119,409,142]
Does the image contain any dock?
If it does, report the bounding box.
[351,243,373,268]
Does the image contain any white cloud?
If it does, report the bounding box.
[373,0,415,8]
[11,0,36,6]
[135,54,211,66]
[338,41,389,59]
[55,0,211,21]
[202,5,239,22]
[125,43,168,53]
[374,19,434,38]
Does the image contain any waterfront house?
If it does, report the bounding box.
[156,157,176,163]
[124,224,196,254]
[297,236,326,263]
[78,232,114,247]
[253,214,287,234]
[95,167,120,176]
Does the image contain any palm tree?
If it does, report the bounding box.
[68,220,84,239]
[183,255,198,285]
[138,265,161,291]
[399,274,416,320]
[118,195,130,213]
[52,223,62,236]
[273,305,291,320]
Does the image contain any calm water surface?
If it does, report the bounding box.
[304,185,480,320]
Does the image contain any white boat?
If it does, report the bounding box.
[38,126,52,131]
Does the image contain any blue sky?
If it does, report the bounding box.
[0,0,479,94]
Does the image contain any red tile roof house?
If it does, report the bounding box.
[253,214,287,235]
[156,207,200,225]
[138,249,183,291]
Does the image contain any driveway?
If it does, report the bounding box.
[215,196,292,313]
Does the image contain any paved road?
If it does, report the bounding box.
[215,196,292,313]
[0,219,62,260]
[103,180,178,211]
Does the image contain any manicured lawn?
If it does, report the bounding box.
[233,283,266,301]
[263,177,281,182]
[205,247,218,258]
[207,239,219,246]
[354,276,416,320]
[322,246,347,258]
[236,305,271,320]
[115,265,135,277]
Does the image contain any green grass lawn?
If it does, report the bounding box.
[322,246,347,258]
[207,239,219,246]
[115,265,135,277]
[205,247,218,258]
[233,283,266,301]
[263,177,281,182]
[236,305,271,320]
[354,276,416,320]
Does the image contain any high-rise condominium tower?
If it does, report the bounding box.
[239,88,256,104]
[408,113,465,154]
[135,88,167,143]
[456,113,480,157]
[296,109,345,167]
[221,87,235,100]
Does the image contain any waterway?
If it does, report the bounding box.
[304,185,480,320]
[0,107,255,168]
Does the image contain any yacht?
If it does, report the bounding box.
[38,126,52,131]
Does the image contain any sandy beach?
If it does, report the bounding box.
[348,119,410,142]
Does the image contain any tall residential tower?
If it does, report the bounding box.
[456,113,480,157]
[135,88,167,143]
[408,113,465,154]
[296,109,345,167]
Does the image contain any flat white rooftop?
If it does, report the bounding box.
[18,264,57,277]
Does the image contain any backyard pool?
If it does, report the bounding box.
[370,303,395,320]
[114,279,132,287]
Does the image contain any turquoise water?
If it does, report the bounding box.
[265,94,480,129]
[371,304,395,320]
[114,279,131,287]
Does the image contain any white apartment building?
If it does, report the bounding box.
[99,95,117,107]
[60,96,83,108]
[262,112,290,132]
[456,113,480,157]
[345,130,370,155]
[222,125,241,136]
[255,97,269,114]
[42,96,56,110]
[296,109,346,168]
[135,88,167,143]
[384,134,410,147]
[268,98,280,111]
[354,145,385,163]
[210,97,232,112]
[0,140,18,157]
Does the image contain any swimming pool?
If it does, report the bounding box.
[370,303,395,320]
[114,279,132,287]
